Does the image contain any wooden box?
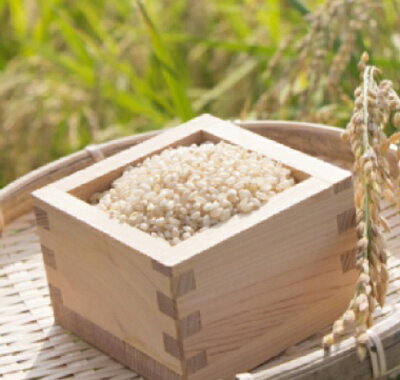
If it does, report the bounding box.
[32,114,357,380]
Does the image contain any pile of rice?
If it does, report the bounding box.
[91,141,295,245]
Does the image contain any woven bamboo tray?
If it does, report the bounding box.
[1,121,399,380]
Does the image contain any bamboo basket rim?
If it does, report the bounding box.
[0,120,399,380]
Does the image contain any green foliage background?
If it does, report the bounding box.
[0,0,399,187]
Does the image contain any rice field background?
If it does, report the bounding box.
[0,0,399,187]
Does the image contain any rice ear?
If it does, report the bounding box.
[323,52,398,359]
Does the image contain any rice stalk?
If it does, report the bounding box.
[254,0,386,122]
[0,0,399,187]
[323,52,400,360]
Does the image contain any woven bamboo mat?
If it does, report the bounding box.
[1,206,400,380]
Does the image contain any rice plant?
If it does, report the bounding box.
[0,0,399,190]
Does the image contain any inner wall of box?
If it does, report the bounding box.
[201,130,310,184]
[68,130,204,201]
[68,129,309,202]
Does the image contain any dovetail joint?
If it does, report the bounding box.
[333,176,353,194]
[172,270,196,298]
[34,206,50,230]
[163,333,183,359]
[340,248,357,273]
[337,208,356,234]
[41,244,57,269]
[180,311,202,338]
[157,291,178,319]
[186,351,208,374]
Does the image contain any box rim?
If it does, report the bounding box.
[51,114,351,193]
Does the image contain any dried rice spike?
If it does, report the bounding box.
[323,52,400,359]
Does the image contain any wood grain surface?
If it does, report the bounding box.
[31,115,358,379]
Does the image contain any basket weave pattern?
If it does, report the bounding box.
[1,122,400,379]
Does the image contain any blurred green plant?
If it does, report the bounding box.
[0,0,399,187]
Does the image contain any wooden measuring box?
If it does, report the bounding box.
[32,114,357,380]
